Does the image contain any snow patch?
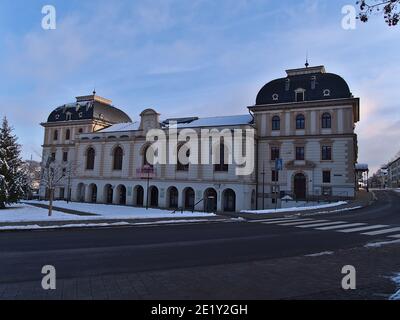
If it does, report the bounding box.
[389,273,400,300]
[305,251,334,257]
[241,202,347,214]
[11,201,216,223]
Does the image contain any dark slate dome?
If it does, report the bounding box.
[255,66,352,106]
[47,94,132,123]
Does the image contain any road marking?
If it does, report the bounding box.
[389,234,400,239]
[316,223,366,230]
[337,225,389,233]
[261,218,309,225]
[279,219,327,226]
[297,221,346,228]
[248,217,296,223]
[362,227,400,236]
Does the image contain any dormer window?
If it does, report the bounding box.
[311,76,316,90]
[78,112,83,118]
[66,112,72,121]
[272,94,279,101]
[295,88,305,102]
[323,89,331,97]
[285,79,290,91]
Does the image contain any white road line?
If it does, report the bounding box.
[389,234,400,239]
[278,219,327,226]
[248,217,296,223]
[297,221,346,228]
[362,227,400,236]
[337,225,389,233]
[261,218,308,225]
[316,223,366,230]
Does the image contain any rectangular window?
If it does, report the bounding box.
[322,146,332,161]
[271,147,280,160]
[63,151,68,162]
[272,170,279,182]
[323,171,331,183]
[296,147,305,161]
[296,92,304,102]
[51,153,56,161]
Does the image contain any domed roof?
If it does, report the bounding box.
[255,66,352,106]
[47,94,132,123]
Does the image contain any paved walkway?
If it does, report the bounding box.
[1,242,398,300]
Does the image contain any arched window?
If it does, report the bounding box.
[296,114,305,130]
[53,130,58,141]
[321,113,332,129]
[214,140,228,172]
[113,146,123,170]
[272,116,280,131]
[65,129,71,140]
[86,148,95,170]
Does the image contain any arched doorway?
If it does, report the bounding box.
[204,188,217,212]
[168,187,179,209]
[223,189,236,212]
[104,184,113,204]
[117,185,127,205]
[135,186,144,206]
[77,183,85,202]
[89,184,97,203]
[294,173,307,200]
[149,186,159,207]
[183,187,195,210]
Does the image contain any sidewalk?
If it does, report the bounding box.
[224,190,374,221]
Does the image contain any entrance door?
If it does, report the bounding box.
[204,189,217,212]
[294,173,306,200]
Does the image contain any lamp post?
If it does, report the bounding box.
[261,162,266,210]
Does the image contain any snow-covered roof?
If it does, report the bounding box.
[170,114,253,128]
[96,114,253,133]
[99,122,140,133]
[355,163,369,171]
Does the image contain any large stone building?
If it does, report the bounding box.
[39,65,360,212]
[387,156,400,188]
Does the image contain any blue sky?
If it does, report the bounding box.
[0,0,399,172]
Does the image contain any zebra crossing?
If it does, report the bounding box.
[249,216,400,239]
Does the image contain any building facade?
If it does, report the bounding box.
[39,65,360,212]
[387,157,400,188]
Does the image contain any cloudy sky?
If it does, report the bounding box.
[0,0,399,172]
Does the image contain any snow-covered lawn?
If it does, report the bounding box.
[240,201,347,214]
[22,200,215,221]
[0,204,80,223]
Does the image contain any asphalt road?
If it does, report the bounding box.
[0,189,399,299]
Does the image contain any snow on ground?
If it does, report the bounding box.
[0,204,85,223]
[241,201,347,214]
[22,200,215,221]
[304,251,334,257]
[389,273,400,300]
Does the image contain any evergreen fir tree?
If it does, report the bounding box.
[0,117,29,208]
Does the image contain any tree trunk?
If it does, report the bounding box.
[48,189,53,217]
